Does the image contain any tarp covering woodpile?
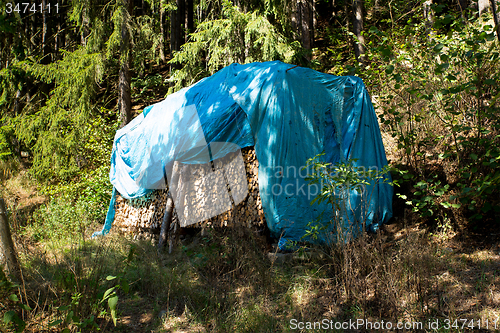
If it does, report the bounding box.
[111,147,265,237]
[94,60,393,245]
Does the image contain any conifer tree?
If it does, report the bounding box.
[169,0,300,91]
[0,0,163,179]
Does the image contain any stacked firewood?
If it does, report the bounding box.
[112,147,266,239]
[112,190,170,237]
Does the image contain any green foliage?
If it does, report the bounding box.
[49,274,128,330]
[302,217,325,241]
[302,153,392,242]
[366,12,500,223]
[14,49,104,180]
[101,274,130,326]
[45,247,133,331]
[133,14,164,69]
[9,0,161,181]
[0,64,25,113]
[49,292,100,331]
[69,0,117,55]
[105,0,133,60]
[397,173,458,220]
[0,64,24,159]
[132,73,165,103]
[70,0,163,71]
[168,0,300,92]
[0,271,29,333]
[24,108,115,241]
[0,123,14,159]
[30,192,96,242]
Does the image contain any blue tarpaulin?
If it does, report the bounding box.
[94,61,393,244]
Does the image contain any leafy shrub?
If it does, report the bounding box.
[132,73,165,103]
[366,12,500,224]
[0,123,14,159]
[302,153,393,243]
[24,105,116,242]
[30,195,93,241]
[0,271,29,333]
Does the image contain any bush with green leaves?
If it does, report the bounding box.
[29,164,112,242]
[47,274,129,331]
[30,194,94,242]
[132,73,165,103]
[22,105,116,242]
[0,123,14,159]
[366,9,500,224]
[302,153,393,243]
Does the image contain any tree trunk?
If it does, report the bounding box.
[490,0,500,42]
[423,0,434,37]
[81,8,90,46]
[177,0,185,45]
[292,0,314,61]
[160,6,166,62]
[479,0,490,16]
[0,199,21,282]
[457,0,468,18]
[42,0,49,62]
[54,20,62,57]
[168,163,187,254]
[234,0,248,12]
[186,0,194,39]
[302,0,314,51]
[352,0,366,66]
[168,218,179,254]
[29,9,37,54]
[158,197,174,250]
[118,0,132,127]
[170,6,176,55]
[159,161,181,252]
[170,0,185,69]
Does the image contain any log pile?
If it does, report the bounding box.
[112,147,266,239]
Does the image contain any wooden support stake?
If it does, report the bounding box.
[158,196,174,251]
[168,218,178,254]
[168,164,188,254]
[0,198,21,282]
[158,161,181,252]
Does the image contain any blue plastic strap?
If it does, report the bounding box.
[92,187,117,238]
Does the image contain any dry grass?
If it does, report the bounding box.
[1,211,500,332]
[1,170,499,332]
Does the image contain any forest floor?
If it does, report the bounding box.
[2,169,500,333]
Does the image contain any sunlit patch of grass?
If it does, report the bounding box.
[229,296,279,333]
[290,279,315,308]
